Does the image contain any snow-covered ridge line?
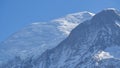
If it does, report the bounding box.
[67,11,95,16]
[1,8,120,68]
[51,11,94,35]
[34,8,120,68]
[0,11,94,64]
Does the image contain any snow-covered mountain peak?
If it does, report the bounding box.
[91,8,120,26]
[97,8,119,17]
[67,11,95,17]
[0,11,94,64]
[1,9,120,68]
[52,11,94,35]
[31,9,120,68]
[104,8,118,12]
[53,11,95,23]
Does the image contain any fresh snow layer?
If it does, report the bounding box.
[95,46,120,61]
[94,51,113,61]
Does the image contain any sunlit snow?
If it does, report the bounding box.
[95,51,113,61]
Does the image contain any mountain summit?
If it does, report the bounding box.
[32,8,120,68]
[92,8,120,25]
[1,8,120,68]
[0,11,94,64]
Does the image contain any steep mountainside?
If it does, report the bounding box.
[31,8,120,68]
[1,8,120,68]
[0,11,94,63]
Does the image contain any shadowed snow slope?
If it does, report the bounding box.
[0,11,94,64]
[26,8,120,68]
[1,8,120,68]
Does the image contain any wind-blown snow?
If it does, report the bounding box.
[53,19,78,35]
[1,8,120,68]
[52,11,94,35]
[32,22,41,25]
[0,11,94,63]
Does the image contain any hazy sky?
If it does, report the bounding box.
[0,0,120,42]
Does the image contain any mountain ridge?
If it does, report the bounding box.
[33,8,120,68]
[1,8,120,68]
[0,11,94,63]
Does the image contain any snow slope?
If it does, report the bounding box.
[0,11,94,64]
[28,8,120,68]
[1,8,120,68]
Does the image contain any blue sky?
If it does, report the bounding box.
[0,0,120,42]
